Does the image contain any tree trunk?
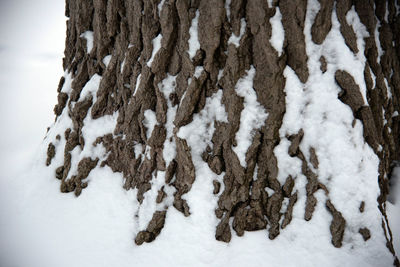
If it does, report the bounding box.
[45,0,399,264]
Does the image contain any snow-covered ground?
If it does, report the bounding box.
[0,1,399,267]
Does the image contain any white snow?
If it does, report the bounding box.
[60,71,73,94]
[384,77,392,99]
[269,7,284,56]
[388,166,400,255]
[194,66,204,78]
[79,73,102,100]
[178,89,228,149]
[158,75,177,166]
[228,18,246,48]
[273,2,395,266]
[158,0,165,16]
[134,74,141,96]
[0,1,399,267]
[80,31,94,53]
[121,57,126,73]
[147,34,162,67]
[225,0,231,22]
[232,66,268,167]
[188,10,200,60]
[374,21,383,64]
[103,55,112,67]
[143,109,157,139]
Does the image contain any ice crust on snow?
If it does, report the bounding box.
[188,10,200,60]
[80,31,94,53]
[232,66,268,167]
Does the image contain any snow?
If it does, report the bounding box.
[120,57,126,73]
[158,75,177,166]
[103,55,112,67]
[232,66,268,167]
[194,66,204,78]
[60,71,73,94]
[269,7,284,56]
[158,0,165,16]
[384,77,392,99]
[388,166,400,256]
[188,10,200,60]
[0,1,399,267]
[143,109,157,139]
[79,73,102,100]
[225,0,231,22]
[81,31,94,53]
[177,90,228,150]
[134,74,141,96]
[374,21,383,64]
[273,1,394,265]
[147,34,162,67]
[228,18,246,48]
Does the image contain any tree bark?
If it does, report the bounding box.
[45,0,400,264]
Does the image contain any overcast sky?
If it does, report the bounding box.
[0,0,65,177]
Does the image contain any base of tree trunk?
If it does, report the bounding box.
[44,0,400,265]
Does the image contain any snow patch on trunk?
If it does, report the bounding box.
[232,66,268,167]
[176,89,228,242]
[273,2,394,264]
[228,18,246,48]
[159,75,177,166]
[188,10,200,60]
[102,55,112,68]
[147,34,162,67]
[143,109,157,139]
[269,7,284,56]
[80,31,94,53]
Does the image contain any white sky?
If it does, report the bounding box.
[0,0,65,177]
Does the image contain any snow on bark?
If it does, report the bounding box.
[41,0,400,265]
[269,7,284,56]
[232,66,268,167]
[188,10,200,60]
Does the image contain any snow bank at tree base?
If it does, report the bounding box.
[0,160,395,267]
[1,0,399,266]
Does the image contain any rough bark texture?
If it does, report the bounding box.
[46,0,400,264]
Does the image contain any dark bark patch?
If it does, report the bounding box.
[46,143,56,166]
[335,70,364,113]
[326,200,346,248]
[135,210,167,245]
[311,0,334,45]
[359,227,371,241]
